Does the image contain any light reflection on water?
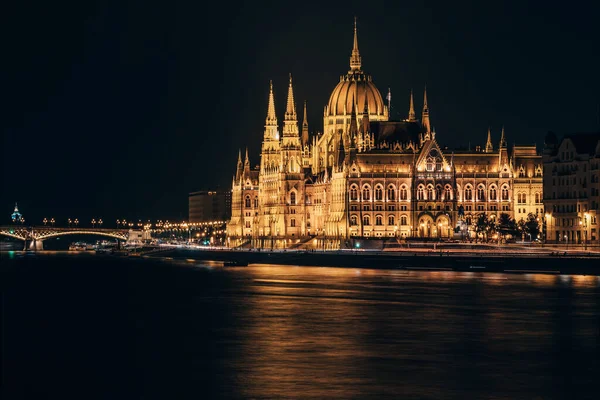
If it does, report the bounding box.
[215,265,600,399]
[3,256,599,399]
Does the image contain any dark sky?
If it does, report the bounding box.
[2,0,599,225]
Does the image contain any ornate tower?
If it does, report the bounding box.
[301,101,309,147]
[485,127,493,153]
[422,87,431,134]
[408,89,416,122]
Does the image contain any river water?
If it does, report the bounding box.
[2,252,599,399]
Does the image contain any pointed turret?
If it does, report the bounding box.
[349,17,362,71]
[499,125,507,148]
[236,149,243,180]
[485,127,493,153]
[244,147,250,175]
[349,95,358,144]
[284,73,297,121]
[263,80,279,142]
[282,74,300,142]
[301,101,309,146]
[361,81,370,136]
[408,89,416,122]
[266,80,277,125]
[421,86,431,133]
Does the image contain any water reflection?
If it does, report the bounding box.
[222,265,600,399]
[3,256,599,399]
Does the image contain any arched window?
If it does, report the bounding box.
[375,215,383,225]
[427,186,434,200]
[445,186,452,201]
[362,186,371,201]
[522,194,527,204]
[388,215,395,225]
[417,185,424,200]
[400,186,408,200]
[350,186,358,201]
[245,196,251,208]
[290,192,296,205]
[375,186,383,201]
[436,186,442,201]
[350,215,358,226]
[465,187,472,201]
[363,215,370,226]
[489,187,497,201]
[426,158,434,172]
[502,185,509,200]
[477,186,485,201]
[535,192,540,204]
[401,215,408,225]
[387,186,395,201]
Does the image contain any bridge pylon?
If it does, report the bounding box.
[25,239,44,251]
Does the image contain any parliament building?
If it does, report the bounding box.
[227,22,543,249]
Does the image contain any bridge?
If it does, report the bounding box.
[0,226,134,250]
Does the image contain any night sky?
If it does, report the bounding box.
[2,0,599,225]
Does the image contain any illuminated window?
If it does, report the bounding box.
[388,215,395,225]
[363,215,370,226]
[387,186,395,201]
[465,187,472,201]
[375,215,383,225]
[362,186,371,201]
[401,215,407,225]
[400,186,408,200]
[350,186,358,200]
[375,186,383,201]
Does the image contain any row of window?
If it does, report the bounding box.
[350,214,408,226]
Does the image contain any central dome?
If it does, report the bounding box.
[326,71,386,119]
[324,20,387,121]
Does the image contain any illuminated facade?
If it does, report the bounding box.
[227,22,543,249]
[542,132,600,246]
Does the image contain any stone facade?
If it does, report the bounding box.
[227,22,543,249]
[542,132,600,246]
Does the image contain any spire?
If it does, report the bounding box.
[266,80,277,126]
[485,127,493,152]
[499,125,507,148]
[408,89,416,121]
[301,101,309,146]
[361,81,370,135]
[285,73,297,121]
[349,17,362,71]
[244,147,250,175]
[236,149,243,181]
[282,74,300,141]
[421,86,431,133]
[263,80,279,143]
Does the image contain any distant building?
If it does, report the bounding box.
[189,191,231,223]
[543,131,600,245]
[11,203,24,224]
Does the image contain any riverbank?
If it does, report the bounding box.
[148,247,600,275]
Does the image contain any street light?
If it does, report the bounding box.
[91,218,96,228]
[50,217,55,227]
[68,218,72,227]
[564,234,568,250]
[98,218,103,228]
[43,217,48,226]
[74,218,79,227]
